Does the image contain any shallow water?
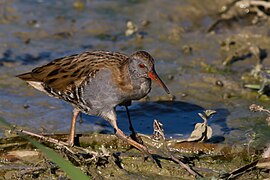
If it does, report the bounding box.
[0,0,270,147]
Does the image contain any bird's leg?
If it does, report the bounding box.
[124,105,135,134]
[124,105,143,144]
[115,128,150,155]
[67,108,80,146]
[105,110,151,157]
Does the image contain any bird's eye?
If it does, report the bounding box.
[139,63,146,68]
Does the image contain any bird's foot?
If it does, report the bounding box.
[67,136,75,146]
[115,129,156,163]
[130,132,144,145]
[139,145,156,163]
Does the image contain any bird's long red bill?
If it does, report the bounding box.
[148,70,170,94]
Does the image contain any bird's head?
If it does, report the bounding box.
[129,51,170,94]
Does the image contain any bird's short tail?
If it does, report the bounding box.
[16,72,34,81]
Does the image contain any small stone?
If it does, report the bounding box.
[24,38,31,44]
[125,21,138,36]
[223,92,233,99]
[167,74,174,80]
[73,0,86,10]
[181,93,188,97]
[136,33,144,39]
[23,104,30,109]
[154,94,175,101]
[141,20,150,27]
[54,32,72,38]
[27,19,38,26]
[215,80,224,87]
[182,45,192,54]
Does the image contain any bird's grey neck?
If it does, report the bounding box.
[127,69,151,100]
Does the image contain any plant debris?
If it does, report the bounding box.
[208,0,270,32]
[222,44,266,66]
[175,110,216,143]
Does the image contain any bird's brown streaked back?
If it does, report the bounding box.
[17,50,130,93]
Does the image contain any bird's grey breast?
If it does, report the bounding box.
[79,69,122,115]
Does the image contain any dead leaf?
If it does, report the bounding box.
[204,110,216,118]
[187,123,212,142]
[175,110,215,143]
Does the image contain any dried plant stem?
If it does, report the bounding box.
[226,160,259,179]
[17,128,99,156]
[256,107,270,115]
[249,104,270,115]
[18,129,70,146]
[162,138,202,177]
[249,1,270,9]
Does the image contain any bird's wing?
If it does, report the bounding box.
[17,51,129,94]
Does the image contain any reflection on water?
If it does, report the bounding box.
[83,101,230,139]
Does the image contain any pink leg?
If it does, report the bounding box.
[67,108,80,146]
[115,128,150,155]
[105,110,151,157]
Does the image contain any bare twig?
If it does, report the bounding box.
[249,0,270,9]
[18,129,69,146]
[15,128,99,156]
[225,160,259,179]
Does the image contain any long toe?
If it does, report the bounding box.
[130,133,144,145]
[141,147,155,163]
[114,128,157,163]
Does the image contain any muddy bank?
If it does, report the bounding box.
[0,133,268,179]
